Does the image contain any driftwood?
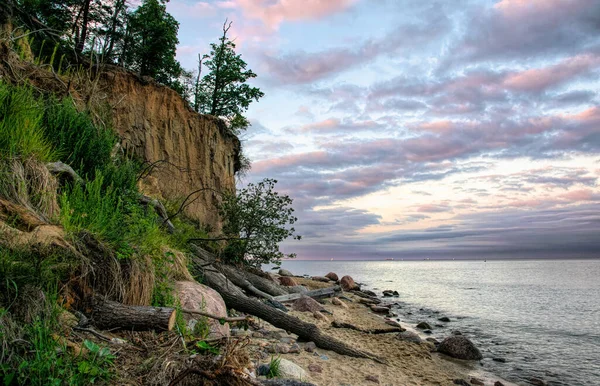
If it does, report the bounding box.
[91,297,176,331]
[46,161,84,185]
[273,286,341,302]
[189,245,385,363]
[217,264,276,300]
[239,268,289,297]
[180,308,249,323]
[138,195,175,234]
[331,320,404,334]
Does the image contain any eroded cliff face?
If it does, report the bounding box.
[98,70,240,232]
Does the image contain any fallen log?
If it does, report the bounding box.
[239,268,289,296]
[217,264,276,300]
[189,245,385,363]
[91,297,176,331]
[331,320,405,334]
[273,286,341,303]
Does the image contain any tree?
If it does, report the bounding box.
[125,0,182,87]
[195,20,264,133]
[208,179,301,267]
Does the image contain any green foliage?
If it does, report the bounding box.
[266,356,282,379]
[194,340,219,355]
[151,251,177,307]
[219,178,300,267]
[0,292,115,385]
[195,21,264,134]
[42,97,117,178]
[125,0,182,88]
[0,82,55,161]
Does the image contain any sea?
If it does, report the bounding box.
[267,259,600,386]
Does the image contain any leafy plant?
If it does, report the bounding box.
[194,340,219,355]
[266,356,281,379]
[213,178,301,267]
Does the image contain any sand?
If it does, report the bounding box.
[242,276,501,386]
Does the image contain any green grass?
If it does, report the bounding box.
[266,356,282,379]
[0,83,55,162]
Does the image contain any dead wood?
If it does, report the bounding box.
[330,320,405,334]
[189,245,386,363]
[91,297,176,331]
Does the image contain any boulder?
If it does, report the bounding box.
[416,321,432,330]
[382,290,394,297]
[358,297,381,305]
[331,297,348,309]
[311,276,331,282]
[175,281,229,339]
[396,331,422,343]
[385,319,403,328]
[370,305,390,313]
[437,335,482,360]
[494,382,505,386]
[470,378,484,385]
[279,276,299,286]
[340,275,359,291]
[278,358,308,380]
[279,269,294,277]
[292,296,324,312]
[325,272,338,281]
[438,316,451,322]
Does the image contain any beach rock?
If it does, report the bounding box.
[278,359,308,380]
[470,378,484,385]
[426,337,440,345]
[279,269,294,277]
[424,329,432,334]
[494,382,505,386]
[370,305,390,313]
[257,364,270,376]
[493,357,507,363]
[308,363,322,373]
[397,331,422,343]
[438,316,451,322]
[331,297,348,309]
[325,272,338,281]
[416,321,433,330]
[304,342,316,352]
[452,330,462,335]
[358,297,381,305]
[365,375,380,383]
[393,290,399,297]
[385,319,403,328]
[292,296,323,312]
[279,276,299,286]
[313,311,329,322]
[453,380,470,386]
[289,343,300,353]
[174,281,229,339]
[382,290,394,297]
[529,378,547,386]
[311,276,331,282]
[437,335,482,360]
[340,275,359,291]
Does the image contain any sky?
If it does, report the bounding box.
[167,0,600,260]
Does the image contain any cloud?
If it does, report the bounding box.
[293,118,384,134]
[231,0,357,30]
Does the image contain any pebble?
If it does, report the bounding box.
[365,375,380,383]
[289,343,300,353]
[470,378,484,385]
[304,342,317,352]
[308,363,322,373]
[453,380,469,386]
[319,354,329,360]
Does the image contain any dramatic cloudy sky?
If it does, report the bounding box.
[169,0,600,260]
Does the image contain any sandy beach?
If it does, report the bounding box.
[241,275,514,386]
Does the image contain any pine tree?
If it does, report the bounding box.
[196,20,264,133]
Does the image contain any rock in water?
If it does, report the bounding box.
[438,316,451,322]
[277,358,308,380]
[340,275,359,291]
[279,276,299,286]
[416,321,433,330]
[292,296,324,312]
[437,335,482,360]
[396,331,422,343]
[325,272,339,281]
[175,281,229,339]
[370,305,390,313]
[279,269,294,277]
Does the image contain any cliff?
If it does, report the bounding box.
[99,70,240,231]
[0,38,240,232]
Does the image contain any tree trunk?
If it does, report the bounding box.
[76,0,91,55]
[239,268,290,297]
[91,297,176,331]
[217,263,275,300]
[189,246,385,363]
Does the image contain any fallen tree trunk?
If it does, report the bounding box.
[91,297,176,331]
[217,263,276,300]
[331,320,404,334]
[273,286,341,302]
[189,245,385,363]
[239,268,289,297]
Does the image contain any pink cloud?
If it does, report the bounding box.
[503,54,600,92]
[559,189,595,201]
[414,120,456,134]
[298,118,381,133]
[493,0,588,19]
[416,204,453,213]
[233,0,357,30]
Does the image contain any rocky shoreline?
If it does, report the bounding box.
[239,269,520,386]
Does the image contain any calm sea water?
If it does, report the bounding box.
[269,259,600,386]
